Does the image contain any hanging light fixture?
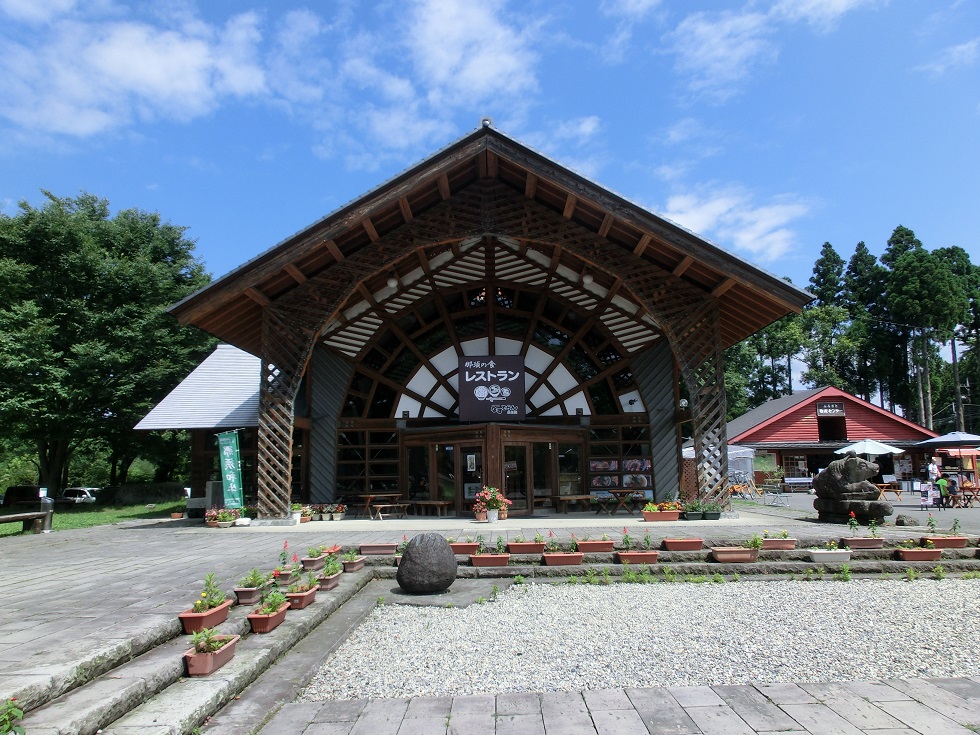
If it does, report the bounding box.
[386,274,399,289]
[582,271,594,285]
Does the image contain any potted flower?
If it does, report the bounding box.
[711,533,762,562]
[762,529,797,550]
[204,506,220,527]
[470,535,511,567]
[178,573,233,633]
[310,503,327,521]
[301,546,327,572]
[394,534,410,566]
[342,548,366,572]
[922,516,970,548]
[642,500,682,522]
[541,531,584,565]
[286,571,320,609]
[448,535,480,555]
[247,589,289,634]
[474,486,509,522]
[318,553,343,591]
[234,568,269,606]
[661,536,704,551]
[471,500,488,522]
[616,527,660,564]
[215,508,240,527]
[508,532,546,554]
[840,513,884,548]
[331,503,347,521]
[681,499,704,521]
[170,506,185,520]
[289,502,303,523]
[575,533,615,553]
[807,539,852,563]
[183,627,240,676]
[896,538,942,562]
[272,541,301,586]
[701,502,723,520]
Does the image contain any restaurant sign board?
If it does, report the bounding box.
[458,355,525,421]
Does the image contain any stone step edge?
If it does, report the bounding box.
[96,570,373,735]
[19,571,373,735]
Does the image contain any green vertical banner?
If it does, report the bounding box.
[216,430,244,509]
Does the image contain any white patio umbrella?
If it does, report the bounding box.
[834,439,903,458]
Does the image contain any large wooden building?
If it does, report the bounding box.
[140,124,812,518]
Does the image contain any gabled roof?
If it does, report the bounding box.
[170,124,813,357]
[135,344,259,430]
[729,386,937,447]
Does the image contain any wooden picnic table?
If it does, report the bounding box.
[358,492,403,519]
[875,483,903,501]
[597,488,643,515]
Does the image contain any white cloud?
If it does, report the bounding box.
[662,185,809,261]
[771,0,879,31]
[600,0,661,19]
[0,0,76,24]
[917,37,980,76]
[553,116,602,145]
[667,10,776,101]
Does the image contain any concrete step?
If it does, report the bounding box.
[19,571,373,735]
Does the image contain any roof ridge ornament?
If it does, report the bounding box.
[480,116,493,128]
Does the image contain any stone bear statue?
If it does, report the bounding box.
[812,451,892,524]
[813,452,879,500]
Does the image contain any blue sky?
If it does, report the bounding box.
[1,0,978,289]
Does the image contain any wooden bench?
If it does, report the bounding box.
[0,511,50,534]
[372,503,409,520]
[554,495,594,513]
[410,500,453,517]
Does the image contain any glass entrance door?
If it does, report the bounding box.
[504,444,530,512]
[460,445,483,509]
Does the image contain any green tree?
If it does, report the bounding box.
[808,242,845,306]
[0,192,212,492]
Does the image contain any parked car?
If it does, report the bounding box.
[60,488,99,503]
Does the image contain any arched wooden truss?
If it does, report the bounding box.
[255,179,731,517]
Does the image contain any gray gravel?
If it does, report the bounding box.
[300,579,980,700]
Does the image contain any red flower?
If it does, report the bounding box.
[549,530,554,537]
[849,511,856,518]
[291,553,299,562]
[272,569,280,577]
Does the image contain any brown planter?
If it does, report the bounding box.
[183,634,239,676]
[616,550,660,564]
[300,516,312,523]
[576,540,615,552]
[170,512,184,519]
[662,538,704,551]
[206,521,219,528]
[710,547,760,563]
[342,556,366,572]
[247,603,289,634]
[762,538,797,550]
[449,542,480,555]
[178,598,233,634]
[301,556,326,572]
[469,553,511,567]
[273,572,299,588]
[474,512,487,522]
[921,536,969,548]
[360,543,398,555]
[507,542,546,554]
[285,587,317,609]
[542,552,584,566]
[896,548,942,561]
[642,510,681,522]
[318,571,342,591]
[841,537,884,549]
[233,585,266,606]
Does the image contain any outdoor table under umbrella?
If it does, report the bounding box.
[834,439,903,458]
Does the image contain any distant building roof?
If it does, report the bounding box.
[726,389,822,441]
[134,344,259,430]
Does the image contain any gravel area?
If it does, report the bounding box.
[300,579,980,700]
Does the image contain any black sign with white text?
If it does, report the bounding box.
[458,355,525,421]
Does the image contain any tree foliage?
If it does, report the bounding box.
[0,192,212,491]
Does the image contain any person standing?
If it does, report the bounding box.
[927,458,940,482]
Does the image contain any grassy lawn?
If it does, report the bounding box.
[0,499,186,538]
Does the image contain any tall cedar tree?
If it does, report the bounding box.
[0,192,212,492]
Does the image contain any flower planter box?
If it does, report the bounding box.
[216,521,234,528]
[701,511,722,520]
[896,548,942,561]
[470,553,511,567]
[360,543,398,555]
[661,538,703,551]
[507,542,546,554]
[318,571,342,591]
[542,552,584,566]
[642,510,681,522]
[285,587,317,609]
[331,512,346,521]
[840,537,884,549]
[301,556,326,572]
[247,603,289,634]
[183,634,239,677]
[921,536,969,549]
[808,549,852,563]
[300,516,312,523]
[710,547,759,563]
[170,512,184,519]
[616,550,660,564]
[272,572,299,588]
[576,540,615,552]
[762,538,797,550]
[233,585,266,606]
[178,598,233,634]
[449,542,480,555]
[681,512,703,521]
[342,556,366,572]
